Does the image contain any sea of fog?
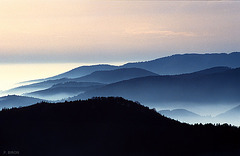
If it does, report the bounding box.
[145,102,240,126]
[1,63,240,126]
[0,63,83,93]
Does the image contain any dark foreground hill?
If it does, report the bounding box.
[0,97,240,156]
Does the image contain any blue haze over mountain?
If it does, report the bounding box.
[2,52,240,125]
[7,68,157,96]
[4,78,71,95]
[71,68,158,83]
[158,109,215,124]
[216,105,240,125]
[70,67,240,106]
[161,105,240,126]
[159,109,201,119]
[0,95,44,109]
[23,65,118,83]
[22,52,240,83]
[25,82,105,100]
[122,52,240,75]
[218,105,240,118]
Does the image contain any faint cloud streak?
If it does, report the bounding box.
[125,28,198,38]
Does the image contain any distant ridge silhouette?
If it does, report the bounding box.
[71,67,158,83]
[216,105,240,125]
[159,109,201,118]
[7,68,157,96]
[123,52,240,75]
[20,64,118,83]
[70,67,240,105]
[26,82,105,100]
[0,95,44,109]
[21,52,240,83]
[158,109,211,124]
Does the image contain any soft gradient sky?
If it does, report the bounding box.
[1,0,240,90]
[0,0,240,64]
[0,63,82,91]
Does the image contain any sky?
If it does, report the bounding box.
[1,0,240,90]
[0,0,240,64]
[0,63,83,91]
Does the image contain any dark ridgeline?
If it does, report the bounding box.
[0,97,240,156]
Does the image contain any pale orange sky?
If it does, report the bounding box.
[0,63,81,91]
[0,0,240,63]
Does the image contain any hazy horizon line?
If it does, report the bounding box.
[0,51,238,65]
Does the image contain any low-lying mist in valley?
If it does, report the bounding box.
[151,102,240,126]
[1,53,240,127]
[26,92,84,101]
[1,1,240,154]
[149,102,238,116]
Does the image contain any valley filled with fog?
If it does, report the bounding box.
[1,52,240,126]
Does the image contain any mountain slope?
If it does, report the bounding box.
[20,52,240,84]
[0,95,44,109]
[123,52,240,75]
[158,109,211,124]
[21,64,118,84]
[4,78,70,95]
[218,105,240,118]
[159,109,201,118]
[216,105,240,125]
[71,67,240,105]
[178,66,231,78]
[26,82,105,100]
[47,64,119,79]
[72,67,158,83]
[7,68,157,96]
[0,97,240,156]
